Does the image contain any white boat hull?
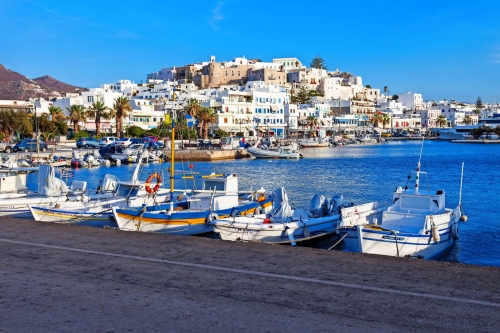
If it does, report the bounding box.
[247,147,301,159]
[341,224,456,259]
[214,214,340,243]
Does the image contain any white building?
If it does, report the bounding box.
[397,92,424,110]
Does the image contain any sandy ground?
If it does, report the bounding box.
[0,217,499,333]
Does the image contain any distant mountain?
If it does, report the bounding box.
[0,64,87,101]
[32,75,86,94]
[0,64,33,85]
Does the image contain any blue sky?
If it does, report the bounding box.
[1,0,499,103]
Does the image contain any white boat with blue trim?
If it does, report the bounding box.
[337,142,466,259]
[213,188,345,245]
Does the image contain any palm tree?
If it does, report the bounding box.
[113,96,132,138]
[86,101,110,136]
[306,116,318,137]
[196,107,216,139]
[383,86,388,97]
[381,113,391,129]
[66,105,87,132]
[463,115,473,125]
[436,115,448,127]
[185,98,201,116]
[369,113,384,128]
[48,105,64,122]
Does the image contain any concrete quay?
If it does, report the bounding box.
[0,218,499,332]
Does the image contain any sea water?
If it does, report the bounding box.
[27,140,500,267]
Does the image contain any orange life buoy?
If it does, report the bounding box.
[145,172,162,194]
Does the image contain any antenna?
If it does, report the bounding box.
[459,162,464,205]
[415,138,425,194]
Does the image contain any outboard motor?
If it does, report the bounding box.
[329,194,344,215]
[309,194,328,218]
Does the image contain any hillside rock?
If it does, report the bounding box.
[0,64,86,101]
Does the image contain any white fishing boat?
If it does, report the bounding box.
[247,145,302,159]
[337,142,466,259]
[112,107,271,235]
[28,151,173,226]
[213,188,344,245]
[357,134,378,143]
[299,138,329,148]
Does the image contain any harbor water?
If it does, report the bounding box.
[26,140,500,267]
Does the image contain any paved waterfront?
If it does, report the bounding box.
[0,218,499,332]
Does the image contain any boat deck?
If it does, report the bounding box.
[0,217,498,332]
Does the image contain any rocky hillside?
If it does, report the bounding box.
[0,64,86,101]
[32,75,85,94]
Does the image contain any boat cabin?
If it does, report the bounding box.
[382,187,446,232]
[189,174,239,211]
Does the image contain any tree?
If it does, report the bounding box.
[436,115,448,127]
[292,80,311,104]
[369,112,384,128]
[365,85,372,89]
[306,116,318,136]
[475,97,483,114]
[184,98,202,131]
[279,65,285,72]
[67,105,87,133]
[86,101,110,136]
[196,107,216,139]
[392,94,399,101]
[0,110,32,140]
[310,55,327,70]
[113,96,132,138]
[383,86,388,96]
[381,113,391,129]
[463,115,473,125]
[47,105,65,122]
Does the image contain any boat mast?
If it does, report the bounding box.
[415,139,424,194]
[169,85,176,209]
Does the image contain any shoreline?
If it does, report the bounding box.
[0,217,499,332]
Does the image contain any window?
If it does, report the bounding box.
[224,118,228,123]
[87,96,94,103]
[225,71,228,76]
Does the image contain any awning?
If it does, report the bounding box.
[270,106,279,111]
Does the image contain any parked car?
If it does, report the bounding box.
[144,135,158,142]
[115,137,134,147]
[381,132,392,137]
[392,132,400,137]
[0,141,14,153]
[373,132,381,138]
[76,137,100,148]
[130,138,164,150]
[13,139,47,152]
[400,131,409,137]
[99,136,120,147]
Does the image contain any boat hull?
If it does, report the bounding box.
[247,147,301,159]
[29,206,118,228]
[214,214,339,243]
[339,223,458,259]
[113,201,261,235]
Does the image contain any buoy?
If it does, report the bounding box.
[460,215,468,222]
[431,223,440,243]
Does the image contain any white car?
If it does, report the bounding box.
[115,137,133,147]
[99,136,119,147]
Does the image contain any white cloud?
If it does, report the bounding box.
[209,1,225,31]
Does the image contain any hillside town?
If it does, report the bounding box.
[0,55,495,141]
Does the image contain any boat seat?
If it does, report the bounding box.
[69,180,87,192]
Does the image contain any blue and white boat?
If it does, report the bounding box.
[337,143,466,259]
